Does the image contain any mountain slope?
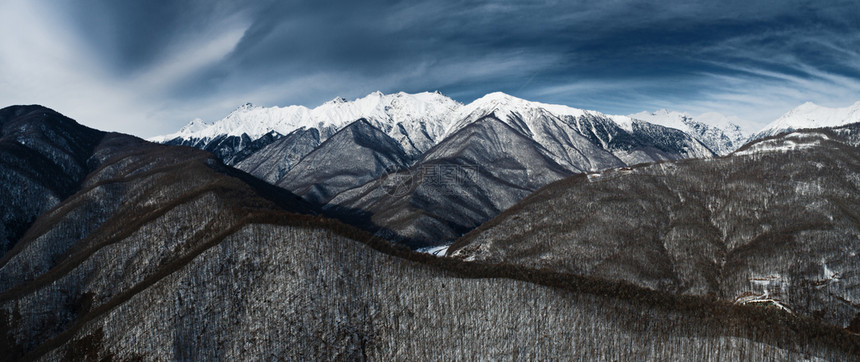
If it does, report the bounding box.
[326,116,574,248]
[276,119,412,205]
[629,109,748,155]
[445,93,715,170]
[320,95,717,248]
[751,101,860,140]
[233,128,321,184]
[450,124,860,329]
[0,105,103,256]
[0,127,315,357]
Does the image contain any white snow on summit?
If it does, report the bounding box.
[150,91,462,156]
[751,101,860,140]
[440,92,713,171]
[443,92,593,137]
[178,118,209,134]
[445,92,650,138]
[153,90,742,159]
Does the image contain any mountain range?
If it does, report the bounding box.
[151,93,860,250]
[152,91,737,247]
[152,91,745,164]
[4,96,860,359]
[150,91,460,162]
[2,104,860,359]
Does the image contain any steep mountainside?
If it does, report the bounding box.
[233,128,321,184]
[450,125,860,329]
[751,101,860,140]
[0,126,315,358]
[445,93,715,170]
[276,119,412,205]
[162,130,283,165]
[327,116,572,248]
[629,109,748,155]
[0,106,103,256]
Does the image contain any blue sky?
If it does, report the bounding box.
[1,0,859,137]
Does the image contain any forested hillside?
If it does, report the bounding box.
[0,106,103,255]
[11,219,860,360]
[0,125,315,358]
[450,125,860,330]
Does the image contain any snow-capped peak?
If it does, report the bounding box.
[752,100,860,140]
[471,92,589,118]
[148,118,213,143]
[179,118,209,133]
[793,101,824,113]
[629,109,750,133]
[444,92,594,137]
[327,97,348,104]
[151,91,759,157]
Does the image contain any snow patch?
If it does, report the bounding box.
[734,139,821,156]
[417,245,450,257]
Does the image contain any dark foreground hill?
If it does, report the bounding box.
[0,106,858,360]
[0,106,316,358]
[0,106,103,255]
[450,125,860,330]
[14,218,860,360]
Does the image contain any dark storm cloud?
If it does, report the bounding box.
[2,0,859,136]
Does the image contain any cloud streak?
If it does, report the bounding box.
[1,0,858,136]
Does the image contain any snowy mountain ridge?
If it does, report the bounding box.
[627,109,749,155]
[443,91,652,136]
[152,92,860,161]
[153,91,718,160]
[150,91,462,157]
[440,92,714,171]
[751,101,860,140]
